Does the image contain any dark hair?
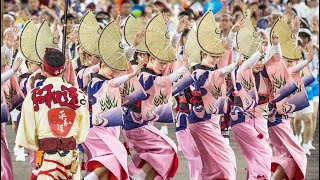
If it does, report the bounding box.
[233,6,243,14]
[178,10,194,20]
[299,32,311,42]
[291,8,298,16]
[121,0,131,5]
[44,49,65,67]
[96,11,110,22]
[248,2,259,8]
[60,13,75,23]
[96,11,109,17]
[182,28,190,37]
[300,17,310,29]
[25,60,29,68]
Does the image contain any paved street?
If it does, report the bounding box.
[5,123,319,179]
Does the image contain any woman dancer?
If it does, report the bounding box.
[230,18,272,178]
[82,20,144,180]
[187,11,243,180]
[123,13,189,180]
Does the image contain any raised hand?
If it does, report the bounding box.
[54,30,60,44]
[236,52,245,66]
[12,57,23,72]
[5,26,19,49]
[231,18,245,33]
[311,16,319,34]
[176,15,188,34]
[115,15,121,31]
[132,61,144,77]
[163,12,170,25]
[270,31,279,46]
[257,30,268,54]
[291,16,301,34]
[306,44,316,63]
[133,29,146,47]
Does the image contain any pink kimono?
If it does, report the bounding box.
[189,64,237,180]
[171,59,202,180]
[1,65,24,180]
[124,68,180,180]
[82,73,129,180]
[231,55,272,180]
[267,59,308,180]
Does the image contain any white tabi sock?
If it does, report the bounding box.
[130,169,147,180]
[308,140,316,150]
[84,172,99,180]
[224,137,230,145]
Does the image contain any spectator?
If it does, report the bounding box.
[178,10,195,30]
[232,6,243,24]
[121,0,132,19]
[107,4,119,21]
[27,0,40,15]
[3,14,15,29]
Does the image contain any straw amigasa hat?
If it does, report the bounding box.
[35,20,59,62]
[98,21,128,71]
[123,15,148,53]
[197,10,224,57]
[20,19,41,64]
[78,10,102,56]
[145,13,176,63]
[270,16,302,60]
[236,15,261,59]
[184,29,201,65]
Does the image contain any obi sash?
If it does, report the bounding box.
[139,69,174,123]
[191,66,228,115]
[265,53,298,103]
[87,74,123,127]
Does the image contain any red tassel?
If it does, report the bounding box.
[81,160,86,170]
[257,133,264,139]
[30,173,37,180]
[175,106,180,112]
[123,141,131,155]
